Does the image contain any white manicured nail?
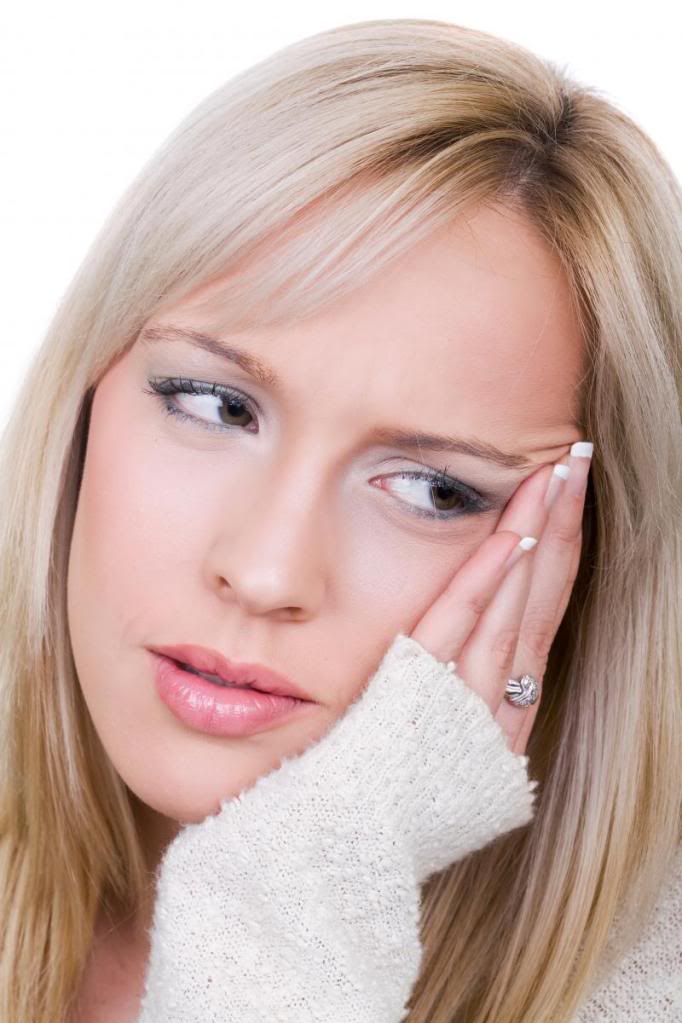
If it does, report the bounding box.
[544,463,571,510]
[570,441,594,459]
[503,535,538,572]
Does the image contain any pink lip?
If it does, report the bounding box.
[151,654,318,738]
[147,643,314,702]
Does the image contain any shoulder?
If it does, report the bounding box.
[574,846,682,1021]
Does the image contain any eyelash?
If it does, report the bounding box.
[142,376,492,522]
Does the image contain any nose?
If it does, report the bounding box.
[204,454,332,620]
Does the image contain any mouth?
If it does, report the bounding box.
[152,653,318,738]
[148,643,315,703]
[173,660,256,690]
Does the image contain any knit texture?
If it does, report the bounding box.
[135,631,682,1021]
[573,845,682,1021]
[136,630,538,1022]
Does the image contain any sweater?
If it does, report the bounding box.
[574,843,681,1021]
[135,631,682,1022]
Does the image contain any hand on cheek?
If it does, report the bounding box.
[409,443,593,755]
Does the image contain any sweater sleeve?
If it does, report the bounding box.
[136,631,539,1023]
[573,847,682,1022]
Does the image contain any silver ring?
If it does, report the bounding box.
[504,674,540,708]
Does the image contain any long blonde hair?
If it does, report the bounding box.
[0,18,680,1022]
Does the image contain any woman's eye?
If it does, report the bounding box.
[143,377,491,522]
[373,471,489,521]
[143,377,258,433]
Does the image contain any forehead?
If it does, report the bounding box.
[157,202,584,450]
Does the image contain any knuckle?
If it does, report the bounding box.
[547,518,581,548]
[463,591,491,619]
[522,608,557,661]
[491,627,519,672]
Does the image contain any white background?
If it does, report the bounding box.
[1,0,679,433]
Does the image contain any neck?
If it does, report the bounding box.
[128,795,182,928]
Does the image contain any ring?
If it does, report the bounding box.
[504,674,540,707]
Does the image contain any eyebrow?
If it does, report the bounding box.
[140,324,537,470]
[140,324,280,387]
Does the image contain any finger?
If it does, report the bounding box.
[499,447,592,754]
[453,529,539,721]
[409,463,555,666]
[409,528,526,663]
[552,534,582,633]
[504,540,580,758]
[443,464,553,717]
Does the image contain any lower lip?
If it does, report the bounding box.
[152,655,316,737]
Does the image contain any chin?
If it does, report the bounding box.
[125,764,268,829]
[130,787,229,827]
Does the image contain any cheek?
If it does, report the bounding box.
[66,390,238,820]
[70,345,254,647]
[346,510,498,634]
[68,409,204,649]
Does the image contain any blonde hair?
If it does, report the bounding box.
[1,17,680,1022]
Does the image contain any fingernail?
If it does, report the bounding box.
[566,440,594,496]
[570,441,594,459]
[543,463,571,510]
[503,535,538,572]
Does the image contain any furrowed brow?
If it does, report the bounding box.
[139,323,543,470]
[367,428,535,469]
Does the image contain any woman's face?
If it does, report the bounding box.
[67,201,584,834]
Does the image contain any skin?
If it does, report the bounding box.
[66,200,586,1019]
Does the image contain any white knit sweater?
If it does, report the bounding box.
[136,631,681,1022]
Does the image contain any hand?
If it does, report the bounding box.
[409,444,593,755]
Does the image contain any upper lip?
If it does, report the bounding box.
[149,643,315,702]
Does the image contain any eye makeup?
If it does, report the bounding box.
[144,375,259,432]
[142,375,501,523]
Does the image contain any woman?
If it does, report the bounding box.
[0,17,680,1023]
